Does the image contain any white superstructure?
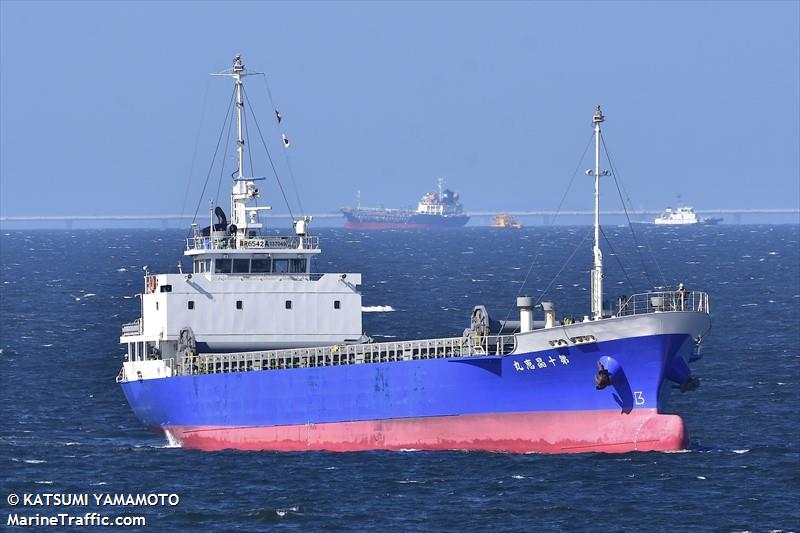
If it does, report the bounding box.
[120,56,364,365]
[654,206,700,225]
[414,178,464,216]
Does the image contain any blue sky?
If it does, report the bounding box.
[1,1,798,219]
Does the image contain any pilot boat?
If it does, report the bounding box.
[491,213,523,228]
[117,61,711,453]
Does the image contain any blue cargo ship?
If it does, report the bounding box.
[117,58,711,453]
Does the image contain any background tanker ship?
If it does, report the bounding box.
[341,178,469,229]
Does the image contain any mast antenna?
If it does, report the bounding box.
[210,55,267,237]
[586,105,610,320]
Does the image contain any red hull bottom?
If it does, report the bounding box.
[163,410,687,454]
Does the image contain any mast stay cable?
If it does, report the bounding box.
[258,74,306,216]
[601,137,667,288]
[189,85,236,226]
[600,225,636,294]
[214,102,236,207]
[180,78,211,218]
[497,132,594,335]
[533,227,594,306]
[243,100,255,179]
[242,86,295,222]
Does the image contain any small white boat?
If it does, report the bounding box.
[654,206,722,225]
[655,206,700,225]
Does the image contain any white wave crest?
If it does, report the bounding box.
[362,305,395,313]
[162,429,183,448]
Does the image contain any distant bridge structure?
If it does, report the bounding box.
[0,208,797,227]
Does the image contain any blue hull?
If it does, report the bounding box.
[122,333,690,429]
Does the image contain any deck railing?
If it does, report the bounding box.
[185,235,319,252]
[172,334,517,377]
[121,319,142,336]
[617,290,709,316]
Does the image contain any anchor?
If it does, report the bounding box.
[594,361,612,390]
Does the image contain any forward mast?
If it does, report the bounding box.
[588,106,609,320]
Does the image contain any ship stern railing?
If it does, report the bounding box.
[617,290,709,316]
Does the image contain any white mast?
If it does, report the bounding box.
[211,55,269,238]
[589,105,609,320]
[234,56,245,179]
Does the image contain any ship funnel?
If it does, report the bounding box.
[517,297,534,333]
[542,301,556,329]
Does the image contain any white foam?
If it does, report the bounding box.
[35,481,54,484]
[362,305,395,312]
[24,459,46,464]
[163,429,183,448]
[732,449,750,454]
[511,475,525,479]
[117,268,128,272]
[83,293,96,298]
[697,475,707,480]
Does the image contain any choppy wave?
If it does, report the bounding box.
[0,226,798,528]
[362,305,395,312]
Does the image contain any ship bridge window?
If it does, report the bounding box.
[290,258,307,273]
[334,300,341,309]
[159,284,172,293]
[273,259,289,273]
[193,259,212,273]
[251,258,271,273]
[215,258,233,274]
[233,258,250,274]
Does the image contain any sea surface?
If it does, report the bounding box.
[1,225,798,531]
